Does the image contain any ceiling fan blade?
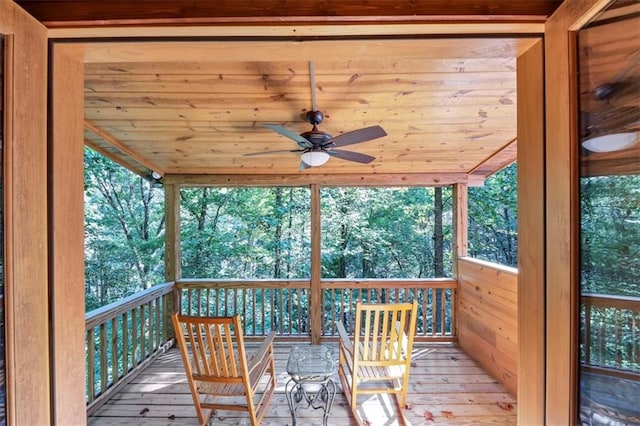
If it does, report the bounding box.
[244,149,303,157]
[263,123,312,148]
[325,125,387,148]
[328,149,375,164]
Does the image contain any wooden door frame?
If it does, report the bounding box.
[544,0,612,424]
[517,39,545,425]
[37,0,614,421]
[0,1,49,424]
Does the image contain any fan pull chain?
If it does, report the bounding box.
[309,60,318,112]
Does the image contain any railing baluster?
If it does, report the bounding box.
[278,288,284,334]
[111,317,118,385]
[421,289,428,337]
[155,298,161,350]
[86,329,95,403]
[122,311,129,374]
[440,288,447,336]
[99,323,107,394]
[131,307,138,365]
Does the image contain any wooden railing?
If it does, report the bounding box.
[84,278,457,414]
[85,282,175,414]
[177,279,310,337]
[581,293,640,376]
[177,278,457,341]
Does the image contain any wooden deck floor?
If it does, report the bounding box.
[88,343,516,425]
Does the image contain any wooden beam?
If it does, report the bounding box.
[80,38,540,64]
[49,22,545,39]
[544,0,610,423]
[469,138,517,178]
[84,119,165,176]
[516,39,545,426]
[16,0,562,28]
[84,138,150,179]
[163,173,471,187]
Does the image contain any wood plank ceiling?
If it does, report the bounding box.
[18,0,568,185]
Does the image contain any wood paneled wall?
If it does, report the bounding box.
[457,257,518,395]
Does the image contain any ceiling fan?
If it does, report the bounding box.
[580,51,640,153]
[246,61,387,169]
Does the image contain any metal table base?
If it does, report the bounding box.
[285,345,337,426]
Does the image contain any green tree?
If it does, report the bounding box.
[84,148,165,309]
[468,163,518,267]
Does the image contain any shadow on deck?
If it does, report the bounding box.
[88,342,517,425]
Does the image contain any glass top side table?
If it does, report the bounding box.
[285,344,337,426]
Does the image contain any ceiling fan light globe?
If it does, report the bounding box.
[582,132,639,153]
[300,151,330,167]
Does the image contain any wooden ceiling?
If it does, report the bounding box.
[79,38,539,182]
[17,0,569,185]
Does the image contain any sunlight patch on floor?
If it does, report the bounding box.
[356,393,409,426]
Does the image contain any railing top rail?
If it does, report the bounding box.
[177,278,456,289]
[176,278,310,289]
[85,282,175,330]
[458,256,518,275]
[582,293,640,309]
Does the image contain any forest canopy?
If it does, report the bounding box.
[84,148,518,310]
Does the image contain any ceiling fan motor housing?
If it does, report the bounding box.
[301,129,333,146]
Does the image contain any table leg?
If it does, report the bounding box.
[285,378,298,426]
[322,379,337,426]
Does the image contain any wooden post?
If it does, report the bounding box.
[0,4,51,424]
[452,183,469,274]
[164,183,181,335]
[517,39,545,424]
[544,0,607,423]
[452,183,468,340]
[310,184,322,344]
[50,43,88,425]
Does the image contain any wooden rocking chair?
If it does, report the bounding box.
[335,301,418,410]
[172,314,276,426]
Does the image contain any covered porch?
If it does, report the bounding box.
[84,257,519,425]
[4,0,638,425]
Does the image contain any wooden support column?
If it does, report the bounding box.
[517,39,545,425]
[545,0,607,423]
[452,183,468,273]
[0,3,50,424]
[50,43,87,425]
[452,183,468,338]
[164,183,181,332]
[310,184,322,344]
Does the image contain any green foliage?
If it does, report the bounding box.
[180,187,311,278]
[580,175,640,297]
[321,187,453,278]
[468,163,518,267]
[84,148,165,310]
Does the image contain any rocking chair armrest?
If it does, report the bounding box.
[335,320,354,356]
[247,330,276,373]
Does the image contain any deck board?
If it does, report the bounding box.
[88,343,516,425]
